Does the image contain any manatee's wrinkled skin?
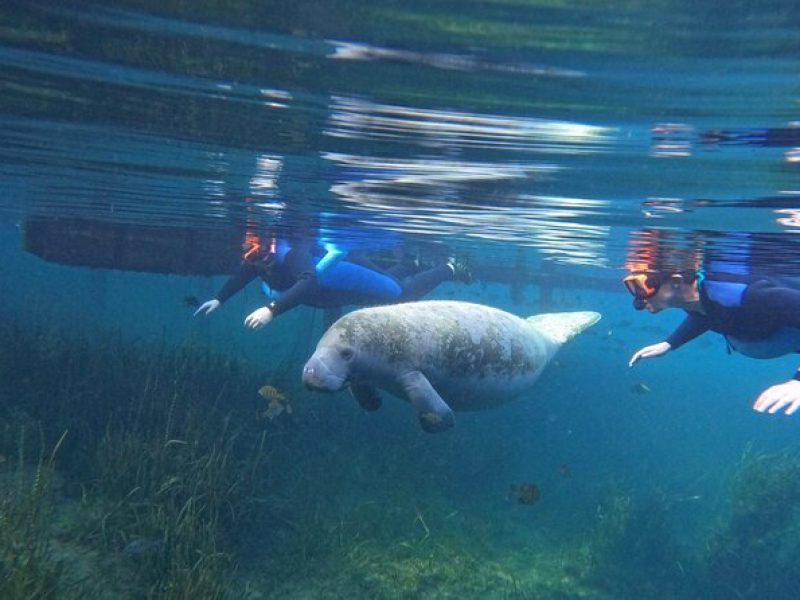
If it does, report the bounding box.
[302,301,559,411]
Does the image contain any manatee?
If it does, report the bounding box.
[302,300,600,433]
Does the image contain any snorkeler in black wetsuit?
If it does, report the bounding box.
[623,270,800,416]
[194,234,471,329]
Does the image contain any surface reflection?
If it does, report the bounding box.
[329,40,585,79]
[325,96,615,154]
[626,227,800,278]
[325,151,609,265]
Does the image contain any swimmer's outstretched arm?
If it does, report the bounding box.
[194,262,259,317]
[244,249,317,330]
[629,314,709,367]
[628,341,672,367]
[753,371,800,416]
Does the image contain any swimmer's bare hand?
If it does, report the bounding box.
[628,342,671,367]
[244,306,274,330]
[753,379,800,415]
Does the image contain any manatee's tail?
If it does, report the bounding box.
[526,311,601,345]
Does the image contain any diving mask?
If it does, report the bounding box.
[623,273,660,310]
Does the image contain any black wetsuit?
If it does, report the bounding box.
[215,241,453,318]
[666,276,800,353]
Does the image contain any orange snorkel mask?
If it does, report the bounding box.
[623,273,660,310]
[242,232,277,262]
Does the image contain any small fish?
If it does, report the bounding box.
[263,399,288,420]
[183,295,200,308]
[258,385,292,421]
[0,454,6,464]
[258,385,285,402]
[631,382,652,395]
[508,482,541,506]
[559,463,571,478]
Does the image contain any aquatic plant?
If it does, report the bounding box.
[91,421,268,598]
[0,427,70,599]
[582,485,692,597]
[704,446,800,599]
[0,312,272,598]
[77,344,271,598]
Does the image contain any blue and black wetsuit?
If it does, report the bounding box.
[666,275,800,359]
[215,238,454,318]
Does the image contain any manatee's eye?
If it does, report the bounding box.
[340,347,354,361]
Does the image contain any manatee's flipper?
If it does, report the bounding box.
[526,311,601,345]
[397,371,455,433]
[350,383,382,411]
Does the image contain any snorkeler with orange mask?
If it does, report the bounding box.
[624,260,800,416]
[194,229,472,329]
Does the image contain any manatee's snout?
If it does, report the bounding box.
[302,353,347,392]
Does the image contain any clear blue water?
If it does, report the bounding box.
[3,1,800,598]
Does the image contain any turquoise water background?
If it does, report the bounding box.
[2,1,800,597]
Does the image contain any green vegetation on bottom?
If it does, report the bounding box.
[1,315,800,598]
